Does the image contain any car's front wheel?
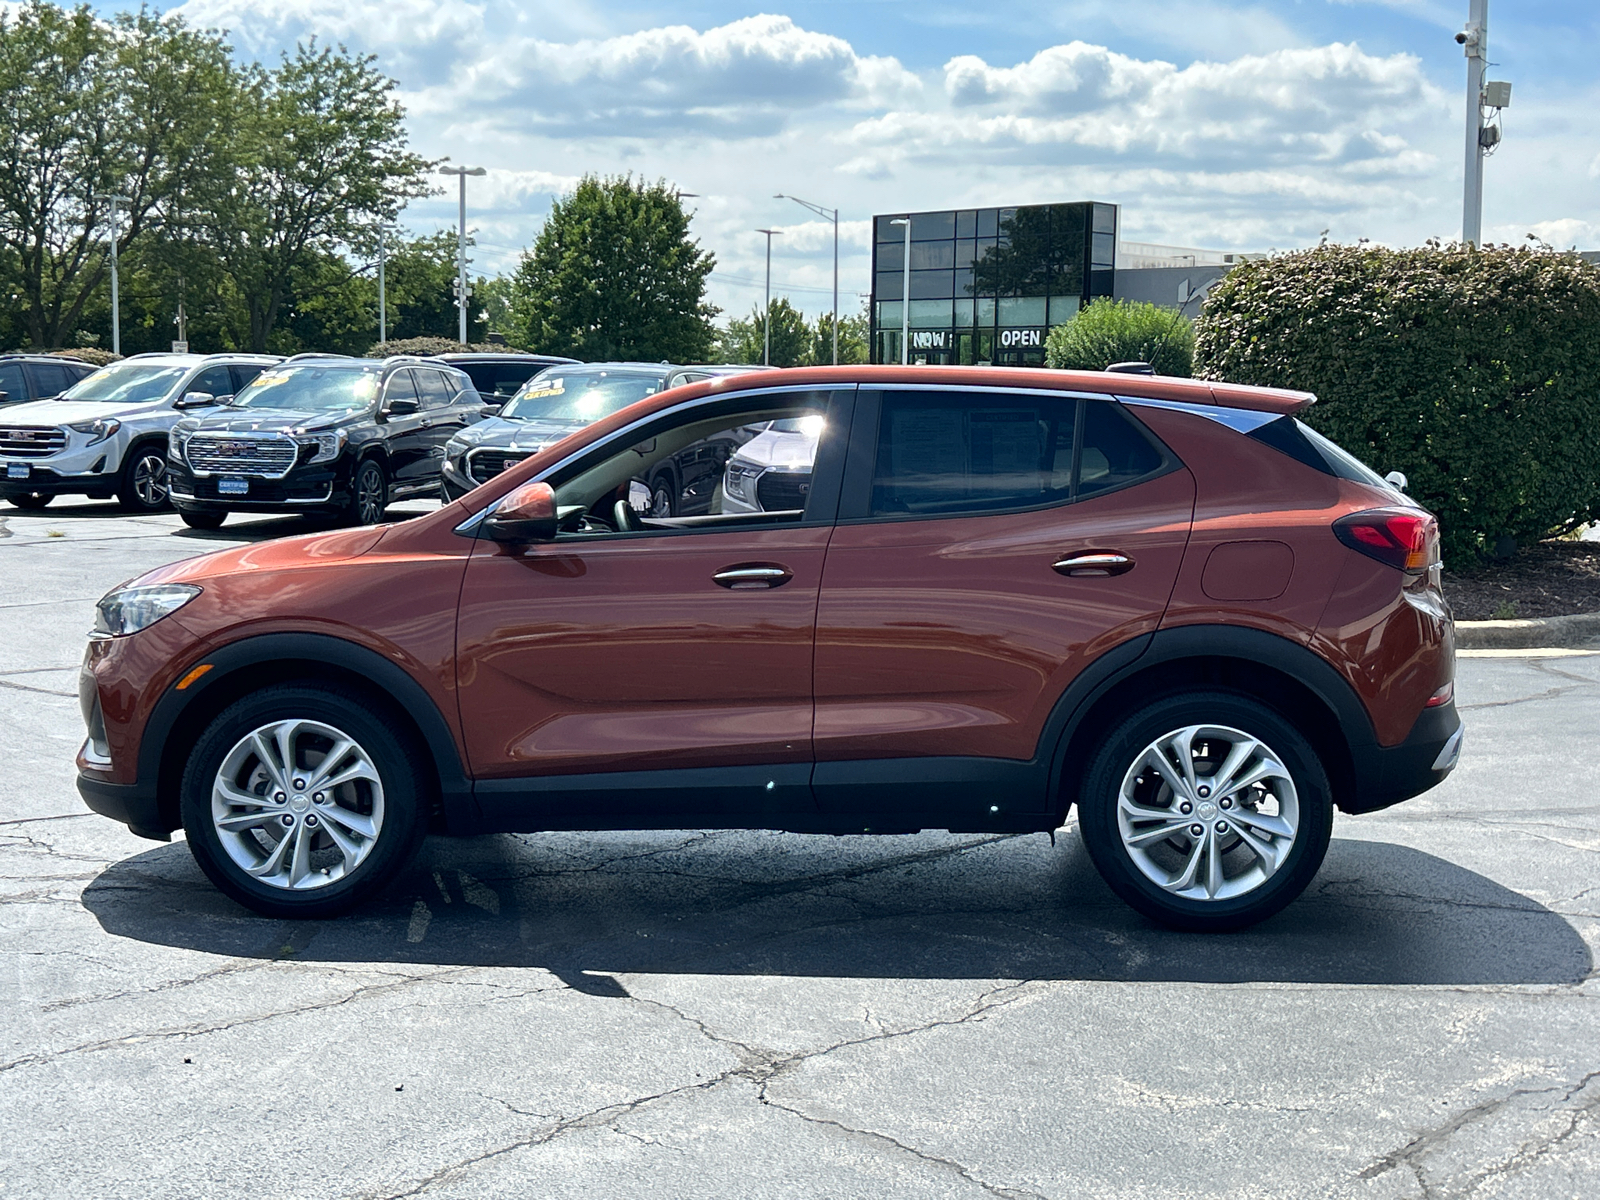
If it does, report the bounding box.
[6,492,52,510]
[117,445,171,512]
[1076,691,1333,932]
[344,458,387,526]
[177,508,227,530]
[180,684,430,918]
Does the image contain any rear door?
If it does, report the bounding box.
[380,370,431,487]
[811,387,1195,820]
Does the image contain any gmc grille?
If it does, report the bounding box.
[756,470,810,513]
[467,449,529,485]
[0,426,67,458]
[185,433,298,476]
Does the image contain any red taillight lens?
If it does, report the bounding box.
[1425,681,1454,708]
[1333,509,1438,574]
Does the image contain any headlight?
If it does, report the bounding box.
[92,583,201,637]
[68,417,121,444]
[294,430,346,464]
[168,428,191,460]
[725,463,759,500]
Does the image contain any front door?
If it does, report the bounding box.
[812,388,1195,820]
[454,387,854,829]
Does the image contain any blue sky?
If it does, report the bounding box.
[117,0,1600,320]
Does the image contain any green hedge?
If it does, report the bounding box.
[1045,298,1194,376]
[367,337,536,358]
[1195,244,1600,562]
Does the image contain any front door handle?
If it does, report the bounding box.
[713,564,793,590]
[1053,551,1134,577]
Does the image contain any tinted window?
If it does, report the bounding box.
[384,371,420,406]
[0,364,26,404]
[413,369,454,409]
[490,363,541,396]
[230,364,267,393]
[189,365,236,400]
[1077,400,1165,497]
[870,392,1077,516]
[28,362,72,397]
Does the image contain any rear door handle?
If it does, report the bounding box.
[1053,551,1134,577]
[713,564,793,589]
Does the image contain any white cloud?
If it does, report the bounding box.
[1486,217,1600,250]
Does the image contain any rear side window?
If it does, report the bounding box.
[27,362,72,397]
[0,363,26,403]
[230,364,267,393]
[867,392,1168,518]
[414,369,455,409]
[1248,416,1389,488]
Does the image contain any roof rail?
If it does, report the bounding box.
[284,352,352,362]
[125,351,185,359]
[200,351,280,362]
[381,354,425,365]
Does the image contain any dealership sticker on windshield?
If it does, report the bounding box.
[219,478,249,495]
[6,464,27,479]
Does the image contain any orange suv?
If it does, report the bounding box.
[77,367,1458,931]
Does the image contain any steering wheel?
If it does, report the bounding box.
[613,499,642,533]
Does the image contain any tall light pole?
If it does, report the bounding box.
[890,217,910,365]
[91,193,123,356]
[1459,0,1489,246]
[376,225,391,346]
[775,193,839,364]
[755,228,781,366]
[439,165,486,344]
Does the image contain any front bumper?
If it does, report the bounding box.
[169,462,341,512]
[0,457,120,496]
[77,770,170,841]
[1342,701,1463,814]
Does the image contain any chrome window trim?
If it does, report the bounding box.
[1116,393,1281,433]
[452,382,853,537]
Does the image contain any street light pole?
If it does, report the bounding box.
[1460,0,1489,246]
[377,226,389,346]
[775,194,839,364]
[439,165,486,344]
[91,193,123,356]
[755,228,781,366]
[890,217,910,365]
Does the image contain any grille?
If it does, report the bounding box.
[467,449,530,484]
[0,426,67,458]
[185,433,298,476]
[756,470,810,512]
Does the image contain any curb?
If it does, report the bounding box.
[1455,610,1600,650]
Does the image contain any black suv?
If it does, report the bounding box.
[0,354,98,407]
[426,352,578,404]
[439,362,771,509]
[167,355,485,529]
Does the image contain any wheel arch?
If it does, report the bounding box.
[140,632,472,835]
[1044,626,1377,821]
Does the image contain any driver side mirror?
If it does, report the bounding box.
[479,403,503,418]
[483,480,558,543]
[175,391,217,410]
[385,397,419,416]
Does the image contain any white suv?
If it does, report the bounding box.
[0,353,280,513]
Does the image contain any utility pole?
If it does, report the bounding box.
[775,194,839,364]
[890,217,910,365]
[91,193,123,356]
[377,226,389,346]
[1457,1,1511,247]
[756,228,781,366]
[439,165,486,344]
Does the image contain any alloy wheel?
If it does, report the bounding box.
[649,482,674,518]
[133,453,169,507]
[210,718,386,891]
[1115,723,1300,902]
[356,463,385,524]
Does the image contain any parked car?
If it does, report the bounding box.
[439,362,772,508]
[720,415,823,515]
[0,352,280,512]
[0,354,99,408]
[76,365,1458,931]
[166,355,487,530]
[425,352,578,403]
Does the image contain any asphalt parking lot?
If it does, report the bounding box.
[2,502,1597,1200]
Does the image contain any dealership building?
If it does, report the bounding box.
[869,201,1251,366]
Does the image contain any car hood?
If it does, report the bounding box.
[128,524,390,588]
[731,428,819,470]
[183,407,359,435]
[0,398,169,426]
[452,416,585,452]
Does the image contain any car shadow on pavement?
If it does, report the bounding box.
[81,831,1592,987]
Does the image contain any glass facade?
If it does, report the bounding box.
[870,201,1117,367]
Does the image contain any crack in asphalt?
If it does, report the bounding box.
[1448,1070,1600,1197]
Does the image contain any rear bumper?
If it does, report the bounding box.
[1341,701,1462,814]
[77,770,172,841]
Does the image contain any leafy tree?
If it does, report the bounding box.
[1045,298,1194,376]
[508,176,716,361]
[194,41,431,352]
[716,298,810,366]
[0,2,235,348]
[809,303,870,365]
[376,230,486,344]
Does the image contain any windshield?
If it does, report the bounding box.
[500,370,663,422]
[59,364,186,405]
[230,366,380,411]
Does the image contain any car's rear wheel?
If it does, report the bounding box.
[180,684,430,918]
[1076,692,1333,932]
[177,509,227,530]
[6,492,52,510]
[117,445,171,512]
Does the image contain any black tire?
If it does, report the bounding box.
[647,470,677,518]
[116,443,172,513]
[180,683,431,919]
[344,457,387,526]
[6,492,52,510]
[1076,691,1333,932]
[178,509,227,530]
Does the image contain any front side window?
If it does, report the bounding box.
[59,363,186,405]
[188,365,236,400]
[501,369,664,422]
[231,366,381,411]
[414,369,455,409]
[867,391,1166,518]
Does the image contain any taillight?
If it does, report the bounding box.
[1425,681,1454,708]
[1333,509,1438,574]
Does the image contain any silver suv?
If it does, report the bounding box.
[0,353,280,513]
